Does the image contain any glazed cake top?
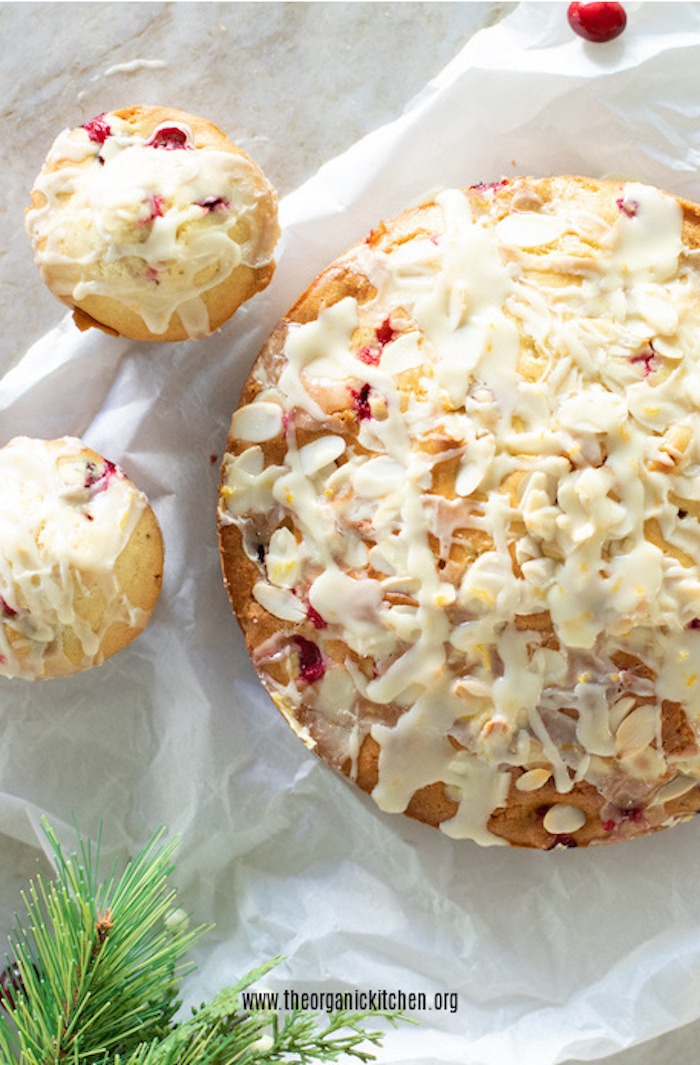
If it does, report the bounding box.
[219,177,700,845]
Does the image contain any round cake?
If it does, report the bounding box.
[25,105,280,342]
[0,437,163,680]
[218,175,700,848]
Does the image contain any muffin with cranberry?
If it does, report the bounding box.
[25,105,280,342]
[0,436,163,679]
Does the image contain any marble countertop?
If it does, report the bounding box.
[0,4,696,1064]
[1,1,510,370]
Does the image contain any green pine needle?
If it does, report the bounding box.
[0,821,202,1064]
[0,821,406,1065]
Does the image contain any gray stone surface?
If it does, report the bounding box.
[1,1,510,369]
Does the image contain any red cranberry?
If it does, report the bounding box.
[621,806,643,824]
[306,604,327,630]
[145,195,165,222]
[626,351,656,377]
[146,126,192,151]
[630,346,657,377]
[196,196,231,212]
[351,383,373,422]
[616,196,639,218]
[293,637,325,684]
[356,318,397,366]
[83,114,111,144]
[471,179,509,194]
[545,834,578,850]
[689,619,700,630]
[357,346,381,366]
[601,819,616,832]
[375,318,397,347]
[84,459,118,493]
[567,2,627,43]
[0,596,17,619]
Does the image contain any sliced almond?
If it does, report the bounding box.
[615,704,658,756]
[651,775,698,806]
[542,804,586,835]
[298,435,346,476]
[515,767,552,793]
[252,582,306,622]
[648,423,693,472]
[229,401,283,443]
[608,695,637,732]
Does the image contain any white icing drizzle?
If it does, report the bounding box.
[0,437,148,679]
[220,178,700,845]
[26,113,278,337]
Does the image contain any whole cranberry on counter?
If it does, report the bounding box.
[567,1,627,42]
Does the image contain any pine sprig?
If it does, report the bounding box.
[264,1007,402,1064]
[0,823,406,1065]
[0,821,202,1064]
[112,972,403,1065]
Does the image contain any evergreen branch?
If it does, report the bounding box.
[0,822,408,1065]
[263,1007,404,1064]
[112,992,403,1065]
[111,958,405,1065]
[0,820,204,1064]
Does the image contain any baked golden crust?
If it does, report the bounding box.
[0,438,163,680]
[219,175,700,848]
[26,105,279,342]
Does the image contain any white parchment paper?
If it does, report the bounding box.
[3,4,700,1062]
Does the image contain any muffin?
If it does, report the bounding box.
[25,105,280,341]
[218,175,700,848]
[0,437,163,679]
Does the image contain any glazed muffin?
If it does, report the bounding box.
[0,437,163,679]
[25,105,280,342]
[218,175,700,849]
